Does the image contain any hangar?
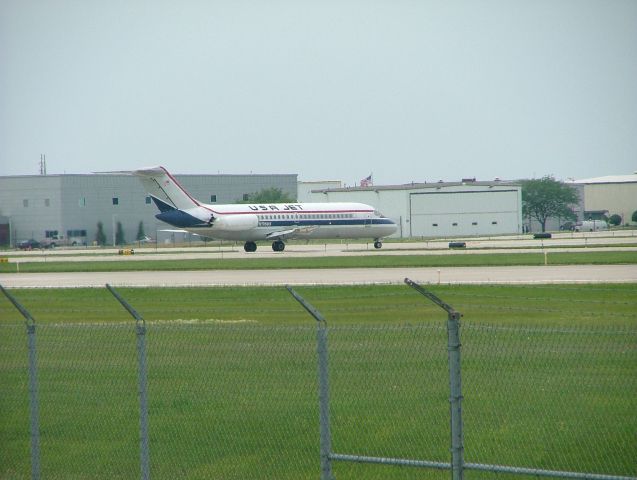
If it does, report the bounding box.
[303,179,523,238]
[0,172,297,247]
[568,173,637,225]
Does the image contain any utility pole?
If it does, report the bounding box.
[39,154,47,175]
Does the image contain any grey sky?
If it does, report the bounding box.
[1,1,636,185]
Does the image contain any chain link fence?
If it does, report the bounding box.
[1,320,320,479]
[1,284,636,479]
[462,323,636,477]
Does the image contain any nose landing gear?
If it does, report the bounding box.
[373,239,383,249]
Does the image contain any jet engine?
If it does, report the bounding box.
[214,214,259,231]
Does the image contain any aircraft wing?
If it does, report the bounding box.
[159,229,203,236]
[266,226,318,240]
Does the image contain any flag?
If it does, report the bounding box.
[360,174,373,187]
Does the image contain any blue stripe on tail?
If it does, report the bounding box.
[151,195,176,213]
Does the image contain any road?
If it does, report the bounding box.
[1,265,636,288]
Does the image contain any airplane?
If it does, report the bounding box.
[134,166,397,252]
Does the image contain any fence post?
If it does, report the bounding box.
[447,310,464,480]
[286,286,334,480]
[0,285,41,480]
[404,278,464,480]
[106,284,150,480]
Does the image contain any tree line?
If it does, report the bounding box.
[522,176,635,232]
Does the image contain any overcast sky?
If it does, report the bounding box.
[1,1,636,185]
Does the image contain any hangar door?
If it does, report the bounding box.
[409,190,520,237]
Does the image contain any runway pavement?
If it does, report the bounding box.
[1,265,636,288]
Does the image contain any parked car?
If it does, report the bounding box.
[574,220,609,232]
[40,238,58,248]
[17,239,42,250]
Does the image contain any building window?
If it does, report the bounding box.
[452,222,458,226]
[145,196,151,205]
[242,193,250,201]
[23,199,29,207]
[112,197,119,206]
[210,194,217,203]
[472,222,478,226]
[45,230,58,239]
[45,198,50,207]
[492,221,498,225]
[432,223,438,227]
[79,197,86,207]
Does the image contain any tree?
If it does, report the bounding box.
[95,222,107,246]
[632,210,637,223]
[608,214,622,226]
[239,187,294,204]
[136,221,146,241]
[115,221,126,245]
[521,176,579,232]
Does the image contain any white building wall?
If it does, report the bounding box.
[315,183,522,238]
[0,176,64,242]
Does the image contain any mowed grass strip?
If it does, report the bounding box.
[1,284,636,327]
[1,250,636,273]
[1,285,636,479]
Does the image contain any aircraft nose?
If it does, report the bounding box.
[383,220,399,236]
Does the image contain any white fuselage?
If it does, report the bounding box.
[168,202,397,241]
[134,165,397,248]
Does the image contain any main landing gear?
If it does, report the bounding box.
[373,239,383,249]
[243,240,286,252]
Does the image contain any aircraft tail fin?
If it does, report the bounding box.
[133,166,200,211]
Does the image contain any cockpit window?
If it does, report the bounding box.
[374,210,387,218]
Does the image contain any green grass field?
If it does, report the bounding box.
[1,250,636,273]
[1,285,636,479]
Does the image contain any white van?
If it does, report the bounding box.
[574,220,609,232]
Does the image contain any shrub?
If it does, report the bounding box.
[95,222,107,246]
